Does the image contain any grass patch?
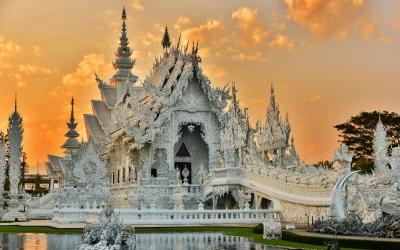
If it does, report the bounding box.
[283,230,400,250]
[0,225,82,234]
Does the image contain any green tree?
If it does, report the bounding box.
[34,173,42,192]
[312,160,334,169]
[334,111,400,173]
[0,131,10,191]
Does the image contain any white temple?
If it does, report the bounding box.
[17,8,395,225]
[40,8,339,224]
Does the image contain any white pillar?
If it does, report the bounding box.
[50,177,54,191]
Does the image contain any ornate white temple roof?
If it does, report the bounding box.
[255,84,291,153]
[47,155,62,172]
[84,114,105,143]
[109,7,138,85]
[90,100,111,132]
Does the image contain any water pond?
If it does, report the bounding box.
[0,232,285,250]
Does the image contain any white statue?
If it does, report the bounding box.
[332,144,352,175]
[263,216,282,240]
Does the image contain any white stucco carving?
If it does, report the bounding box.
[42,8,389,226]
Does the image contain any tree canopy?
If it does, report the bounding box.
[334,111,400,173]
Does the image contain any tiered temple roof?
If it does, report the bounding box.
[110,7,138,85]
[61,97,80,151]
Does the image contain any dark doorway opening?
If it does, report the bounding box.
[260,198,272,209]
[151,168,157,178]
[175,162,192,184]
[176,143,190,157]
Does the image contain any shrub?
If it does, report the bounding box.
[252,223,263,234]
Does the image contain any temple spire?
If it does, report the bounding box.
[269,83,277,112]
[161,26,171,50]
[14,93,17,112]
[68,97,77,129]
[62,97,80,153]
[7,97,23,197]
[110,7,137,85]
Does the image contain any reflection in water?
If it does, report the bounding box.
[0,232,284,250]
[0,233,81,250]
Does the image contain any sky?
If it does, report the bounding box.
[0,0,400,173]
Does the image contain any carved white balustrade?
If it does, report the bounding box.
[53,208,281,225]
[203,167,333,206]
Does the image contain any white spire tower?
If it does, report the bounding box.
[8,94,23,196]
[373,115,390,175]
[0,139,6,200]
[2,94,27,221]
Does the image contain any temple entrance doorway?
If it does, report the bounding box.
[174,123,209,184]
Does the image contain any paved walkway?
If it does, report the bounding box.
[291,229,400,242]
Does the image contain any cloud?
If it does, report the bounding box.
[62,53,112,86]
[0,36,22,58]
[283,0,367,37]
[232,7,268,48]
[307,95,322,102]
[203,64,227,78]
[0,62,11,76]
[198,47,211,59]
[32,45,41,57]
[174,17,191,30]
[141,32,159,47]
[18,64,54,75]
[17,81,26,88]
[356,19,376,39]
[379,35,393,44]
[132,0,144,11]
[181,18,224,45]
[270,21,286,31]
[231,51,267,62]
[268,34,294,49]
[395,20,400,30]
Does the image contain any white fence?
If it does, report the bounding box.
[53,208,281,225]
[27,209,54,219]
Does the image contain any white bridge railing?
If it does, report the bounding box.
[53,208,281,225]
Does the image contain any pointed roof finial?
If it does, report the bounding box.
[269,82,277,109]
[122,6,127,20]
[161,25,171,50]
[14,93,17,112]
[271,82,274,95]
[70,96,75,124]
[176,33,181,49]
